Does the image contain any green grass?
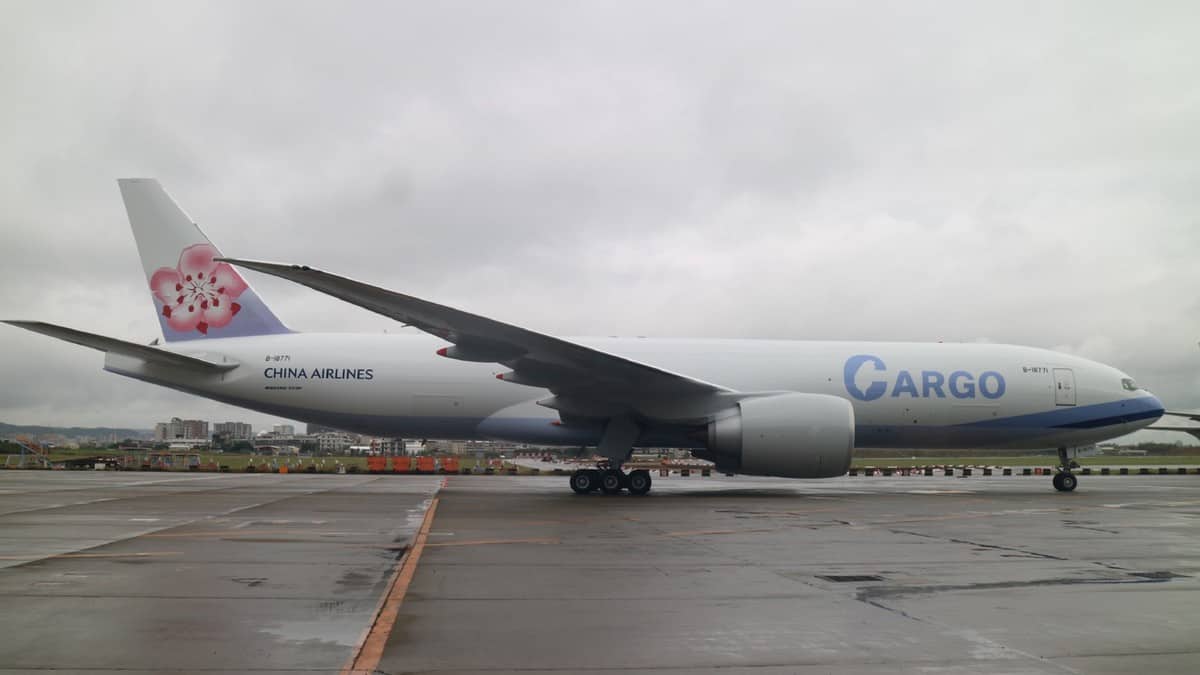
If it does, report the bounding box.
[853,455,1200,468]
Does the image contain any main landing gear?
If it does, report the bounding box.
[1053,446,1078,492]
[569,466,653,496]
[570,416,650,495]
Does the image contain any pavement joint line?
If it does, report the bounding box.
[343,493,441,675]
[0,551,181,560]
[663,527,779,537]
[0,474,314,519]
[0,476,387,570]
[144,528,368,539]
[424,536,560,548]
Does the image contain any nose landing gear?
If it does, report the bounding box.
[1053,447,1078,492]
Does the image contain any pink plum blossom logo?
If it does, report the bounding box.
[150,244,247,335]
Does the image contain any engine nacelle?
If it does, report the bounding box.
[705,393,855,478]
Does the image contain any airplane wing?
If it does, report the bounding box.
[3,321,238,372]
[218,259,733,421]
[1149,410,1200,437]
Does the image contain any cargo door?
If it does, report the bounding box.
[1053,368,1076,406]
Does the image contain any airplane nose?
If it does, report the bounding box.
[1145,393,1166,418]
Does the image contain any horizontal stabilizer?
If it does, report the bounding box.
[3,321,238,371]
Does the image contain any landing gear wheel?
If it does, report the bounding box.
[600,469,626,495]
[627,469,652,496]
[570,469,596,494]
[1054,447,1079,493]
[1053,472,1077,492]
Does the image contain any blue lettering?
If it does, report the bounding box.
[979,371,1006,399]
[948,370,975,398]
[843,357,1004,401]
[921,370,946,398]
[844,354,887,401]
[892,370,919,397]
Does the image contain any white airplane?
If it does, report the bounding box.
[4,179,1166,495]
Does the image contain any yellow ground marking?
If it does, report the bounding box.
[342,496,439,675]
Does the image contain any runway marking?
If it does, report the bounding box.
[425,536,559,548]
[0,551,181,560]
[343,495,440,675]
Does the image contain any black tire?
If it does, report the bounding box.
[570,470,594,495]
[600,469,625,495]
[1058,472,1077,492]
[627,469,652,496]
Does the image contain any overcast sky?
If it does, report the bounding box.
[1,1,1197,442]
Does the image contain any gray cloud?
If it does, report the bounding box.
[2,1,1198,442]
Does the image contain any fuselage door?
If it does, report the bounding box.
[1053,368,1076,406]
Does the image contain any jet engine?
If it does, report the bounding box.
[703,392,855,478]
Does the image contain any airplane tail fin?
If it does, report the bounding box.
[118,178,291,342]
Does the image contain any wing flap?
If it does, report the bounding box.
[4,321,238,372]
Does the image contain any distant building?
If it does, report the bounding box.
[154,418,209,442]
[312,431,358,454]
[257,445,300,456]
[368,437,406,455]
[214,421,253,440]
[272,424,296,436]
[183,419,208,439]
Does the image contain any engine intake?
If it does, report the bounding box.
[705,392,854,478]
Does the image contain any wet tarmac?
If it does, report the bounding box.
[0,472,441,674]
[383,473,1200,675]
[1,472,1199,674]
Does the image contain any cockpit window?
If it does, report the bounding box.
[1121,378,1138,391]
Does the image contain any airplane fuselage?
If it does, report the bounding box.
[104,333,1164,451]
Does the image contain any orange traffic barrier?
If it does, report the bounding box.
[367,456,388,473]
[391,456,412,473]
[440,457,460,473]
[416,456,436,473]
